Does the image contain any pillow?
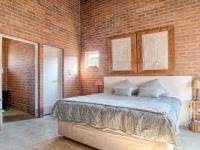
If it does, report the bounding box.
[138,79,168,98]
[112,80,138,96]
[114,87,134,96]
[138,88,161,98]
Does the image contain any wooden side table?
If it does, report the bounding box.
[190,100,200,132]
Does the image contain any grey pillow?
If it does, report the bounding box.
[138,79,168,98]
[112,80,138,96]
[114,87,134,96]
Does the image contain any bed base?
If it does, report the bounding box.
[58,120,173,150]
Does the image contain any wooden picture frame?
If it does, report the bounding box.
[137,26,175,74]
[107,33,137,73]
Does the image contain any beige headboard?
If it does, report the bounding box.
[104,76,192,127]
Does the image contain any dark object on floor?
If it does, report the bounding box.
[2,90,11,110]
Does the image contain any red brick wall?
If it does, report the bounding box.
[2,39,35,115]
[0,0,81,116]
[80,0,200,95]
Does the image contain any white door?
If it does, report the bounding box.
[43,45,62,115]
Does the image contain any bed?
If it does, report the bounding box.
[53,76,192,150]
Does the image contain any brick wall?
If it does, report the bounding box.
[0,0,81,116]
[1,0,199,111]
[80,0,200,95]
[2,39,35,115]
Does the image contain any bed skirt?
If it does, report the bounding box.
[58,120,173,150]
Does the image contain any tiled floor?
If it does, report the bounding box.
[0,116,199,150]
[0,116,58,150]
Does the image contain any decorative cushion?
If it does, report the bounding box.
[112,80,138,96]
[138,79,168,98]
[114,87,134,96]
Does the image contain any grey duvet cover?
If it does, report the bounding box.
[52,93,181,146]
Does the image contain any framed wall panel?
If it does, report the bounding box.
[137,26,175,74]
[107,33,137,73]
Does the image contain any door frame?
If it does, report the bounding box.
[0,33,39,117]
[43,45,63,115]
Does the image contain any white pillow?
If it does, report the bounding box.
[112,80,138,96]
[138,79,168,98]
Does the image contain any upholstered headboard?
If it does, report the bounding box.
[104,76,192,127]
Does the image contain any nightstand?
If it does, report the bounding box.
[190,100,200,132]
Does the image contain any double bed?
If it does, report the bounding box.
[53,76,192,150]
